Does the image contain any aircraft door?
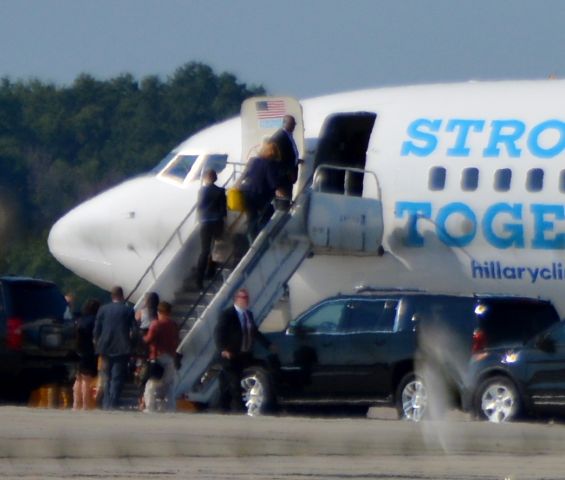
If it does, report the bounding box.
[240,96,305,195]
[313,112,376,196]
[307,112,383,253]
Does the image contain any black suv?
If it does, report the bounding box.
[0,276,76,398]
[237,291,559,419]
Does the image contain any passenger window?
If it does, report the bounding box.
[526,168,544,192]
[297,301,345,333]
[343,299,397,332]
[461,168,479,191]
[559,170,565,193]
[162,155,199,181]
[429,167,446,191]
[494,168,512,192]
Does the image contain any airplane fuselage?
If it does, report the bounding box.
[48,80,565,319]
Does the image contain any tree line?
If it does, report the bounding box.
[0,62,264,301]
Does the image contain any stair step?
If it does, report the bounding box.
[175,282,223,298]
[173,299,210,312]
[180,268,232,291]
[171,312,199,325]
[174,291,202,303]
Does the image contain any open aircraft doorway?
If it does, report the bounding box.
[313,112,376,196]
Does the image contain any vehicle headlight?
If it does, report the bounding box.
[502,352,519,364]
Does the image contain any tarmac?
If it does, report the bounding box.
[1,406,565,479]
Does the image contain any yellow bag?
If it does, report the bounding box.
[227,187,245,212]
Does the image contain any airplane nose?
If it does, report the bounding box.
[48,174,200,295]
[48,200,113,286]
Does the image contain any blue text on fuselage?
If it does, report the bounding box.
[396,201,565,249]
[400,118,565,158]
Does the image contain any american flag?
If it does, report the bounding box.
[255,99,286,119]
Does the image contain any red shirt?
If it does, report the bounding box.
[144,317,179,360]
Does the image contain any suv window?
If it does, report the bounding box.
[546,321,565,344]
[4,281,67,321]
[298,300,345,333]
[342,299,398,332]
[415,296,474,334]
[477,300,559,347]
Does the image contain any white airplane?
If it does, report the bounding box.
[48,79,565,322]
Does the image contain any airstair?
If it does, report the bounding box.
[175,164,384,402]
[175,187,312,401]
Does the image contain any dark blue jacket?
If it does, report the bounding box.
[240,156,280,206]
[94,301,136,356]
[197,183,227,223]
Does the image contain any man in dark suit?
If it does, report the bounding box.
[94,286,136,410]
[270,114,300,195]
[214,288,271,411]
[196,169,227,289]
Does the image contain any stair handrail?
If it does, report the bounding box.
[125,160,246,302]
[312,164,382,199]
[177,212,246,332]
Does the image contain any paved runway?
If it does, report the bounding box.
[1,406,565,479]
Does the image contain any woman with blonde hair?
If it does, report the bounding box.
[239,140,282,239]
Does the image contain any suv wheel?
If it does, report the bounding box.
[240,367,273,417]
[396,373,427,421]
[474,375,521,423]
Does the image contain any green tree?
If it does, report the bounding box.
[0,62,265,306]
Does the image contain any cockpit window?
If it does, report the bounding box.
[200,154,228,177]
[153,153,229,183]
[162,155,199,181]
[151,153,175,174]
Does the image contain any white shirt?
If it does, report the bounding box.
[234,304,246,330]
[234,304,253,351]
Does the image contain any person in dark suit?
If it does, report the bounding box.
[270,114,300,195]
[239,141,281,240]
[94,286,136,410]
[196,169,227,289]
[214,288,272,411]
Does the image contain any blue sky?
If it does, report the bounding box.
[1,0,564,98]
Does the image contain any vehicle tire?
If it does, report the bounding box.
[395,372,428,421]
[240,366,274,416]
[474,375,521,423]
